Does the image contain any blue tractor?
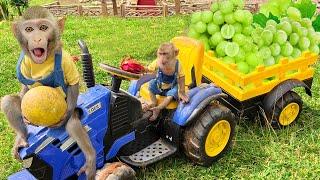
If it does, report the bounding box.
[9,37,236,180]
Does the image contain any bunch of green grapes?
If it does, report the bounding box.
[252,6,320,71]
[188,0,255,75]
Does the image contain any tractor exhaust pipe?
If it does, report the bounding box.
[78,40,95,88]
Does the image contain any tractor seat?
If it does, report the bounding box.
[139,82,178,109]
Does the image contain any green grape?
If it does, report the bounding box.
[300,18,312,28]
[274,30,287,45]
[314,32,320,44]
[216,41,228,57]
[258,47,272,59]
[291,21,301,33]
[298,37,310,50]
[210,3,219,13]
[310,44,320,54]
[281,42,293,56]
[204,41,211,51]
[275,55,283,64]
[287,7,301,21]
[265,25,277,34]
[257,39,265,48]
[210,32,223,46]
[279,21,292,35]
[289,33,299,46]
[201,11,213,23]
[194,21,207,33]
[292,48,301,58]
[252,45,259,53]
[223,56,236,64]
[224,13,236,24]
[213,11,225,25]
[191,12,202,24]
[264,57,275,67]
[233,23,243,34]
[225,42,240,57]
[297,27,308,37]
[246,53,259,67]
[307,28,316,43]
[242,25,253,36]
[219,1,234,14]
[242,10,253,26]
[261,30,273,46]
[252,31,260,44]
[199,34,209,43]
[280,17,291,23]
[221,24,235,39]
[237,61,250,74]
[266,19,277,27]
[235,48,246,63]
[232,34,246,46]
[207,23,220,35]
[188,28,201,39]
[270,43,281,56]
[234,10,245,23]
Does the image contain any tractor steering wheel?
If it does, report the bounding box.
[100,63,142,80]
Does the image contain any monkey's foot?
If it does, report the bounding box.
[12,135,28,160]
[77,158,96,180]
[96,162,136,180]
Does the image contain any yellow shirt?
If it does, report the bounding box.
[147,59,184,89]
[20,50,80,97]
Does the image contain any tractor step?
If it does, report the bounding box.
[119,138,176,167]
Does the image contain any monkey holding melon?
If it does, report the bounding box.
[0,6,96,179]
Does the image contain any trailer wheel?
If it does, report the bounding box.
[269,91,303,128]
[183,104,235,166]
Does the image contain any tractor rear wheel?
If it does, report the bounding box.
[267,91,303,128]
[183,104,236,166]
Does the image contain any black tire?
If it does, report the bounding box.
[268,91,303,129]
[183,104,236,166]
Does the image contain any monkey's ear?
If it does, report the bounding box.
[11,22,19,38]
[57,17,66,34]
[174,48,179,56]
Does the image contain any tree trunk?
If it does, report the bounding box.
[111,0,118,15]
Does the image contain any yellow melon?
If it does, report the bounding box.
[21,86,67,127]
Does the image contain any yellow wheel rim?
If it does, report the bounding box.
[279,103,300,126]
[205,120,231,157]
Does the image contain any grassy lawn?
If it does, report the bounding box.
[1,15,320,179]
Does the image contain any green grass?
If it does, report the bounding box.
[1,16,320,179]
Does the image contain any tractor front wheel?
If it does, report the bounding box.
[183,104,236,166]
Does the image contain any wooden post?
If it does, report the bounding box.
[101,0,108,16]
[78,5,83,16]
[120,3,125,17]
[175,0,180,14]
[111,0,118,15]
[163,2,168,17]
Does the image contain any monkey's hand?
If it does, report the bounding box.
[178,92,189,104]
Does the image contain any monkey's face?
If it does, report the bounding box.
[16,18,59,64]
[157,47,176,71]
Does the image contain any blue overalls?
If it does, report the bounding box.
[148,61,179,100]
[16,51,68,94]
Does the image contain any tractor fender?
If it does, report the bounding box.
[263,79,311,115]
[184,93,227,126]
[173,84,224,126]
